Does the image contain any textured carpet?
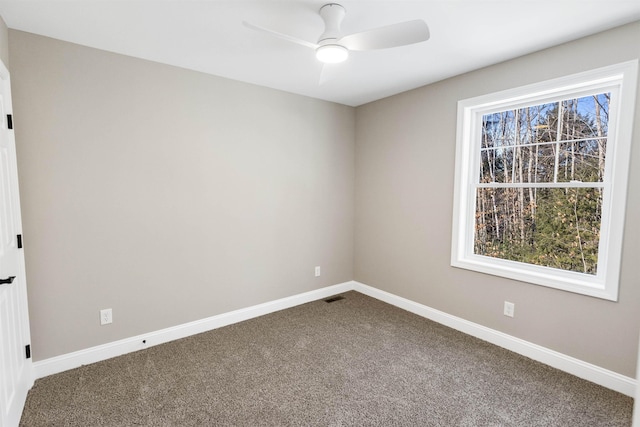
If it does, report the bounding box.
[20,291,632,426]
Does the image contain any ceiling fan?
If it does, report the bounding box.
[243,3,430,65]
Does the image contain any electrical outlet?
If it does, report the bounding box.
[315,266,321,277]
[100,308,113,325]
[503,301,515,318]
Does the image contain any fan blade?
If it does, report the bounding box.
[339,20,429,51]
[318,63,342,85]
[243,21,318,50]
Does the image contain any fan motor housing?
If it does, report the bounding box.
[318,3,346,43]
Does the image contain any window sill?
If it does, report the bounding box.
[451,255,616,301]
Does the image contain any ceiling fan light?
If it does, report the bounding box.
[316,44,348,63]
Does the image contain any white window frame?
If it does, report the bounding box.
[451,61,638,301]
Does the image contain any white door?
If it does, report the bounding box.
[0,59,33,427]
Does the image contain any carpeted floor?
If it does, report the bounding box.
[20,291,633,426]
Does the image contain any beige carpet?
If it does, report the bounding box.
[20,291,632,426]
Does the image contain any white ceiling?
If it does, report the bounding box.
[0,1,639,106]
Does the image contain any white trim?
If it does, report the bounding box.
[351,281,636,397]
[33,280,635,397]
[33,282,352,379]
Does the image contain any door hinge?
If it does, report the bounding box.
[6,114,12,130]
[17,234,22,249]
[25,344,31,359]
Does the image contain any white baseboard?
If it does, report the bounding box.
[33,282,353,379]
[33,280,636,397]
[351,281,636,397]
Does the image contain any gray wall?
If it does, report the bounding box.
[9,30,355,361]
[0,16,9,68]
[354,21,640,377]
[0,16,8,68]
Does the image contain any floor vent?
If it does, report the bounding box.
[324,295,345,303]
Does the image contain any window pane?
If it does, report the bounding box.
[480,146,513,183]
[474,187,602,274]
[482,111,517,148]
[556,139,607,182]
[481,94,609,184]
[556,96,609,142]
[531,142,557,183]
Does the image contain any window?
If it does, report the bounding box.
[451,61,638,301]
